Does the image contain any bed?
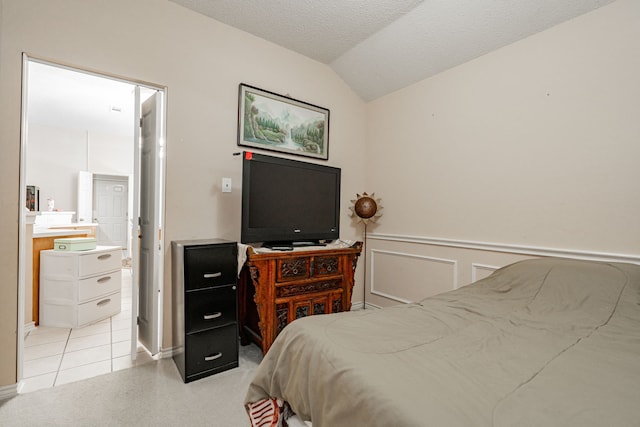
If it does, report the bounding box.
[245,257,640,426]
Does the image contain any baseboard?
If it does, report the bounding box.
[0,383,18,401]
[352,302,380,311]
[158,346,176,359]
[351,301,365,311]
[24,321,36,336]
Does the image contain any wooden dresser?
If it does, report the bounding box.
[239,242,362,354]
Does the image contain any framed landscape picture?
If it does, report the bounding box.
[238,84,330,160]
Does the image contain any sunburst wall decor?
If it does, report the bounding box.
[349,192,383,224]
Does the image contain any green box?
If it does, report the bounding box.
[53,237,97,251]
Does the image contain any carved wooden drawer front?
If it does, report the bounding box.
[292,294,340,320]
[275,279,341,298]
[274,290,345,334]
[332,297,344,313]
[293,295,330,319]
[277,257,310,282]
[313,256,340,276]
[276,303,289,334]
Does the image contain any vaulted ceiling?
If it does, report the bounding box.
[170,0,616,101]
[27,1,618,138]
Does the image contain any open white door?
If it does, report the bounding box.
[132,88,165,357]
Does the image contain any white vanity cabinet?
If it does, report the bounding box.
[39,246,122,328]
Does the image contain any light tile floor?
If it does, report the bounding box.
[20,269,156,394]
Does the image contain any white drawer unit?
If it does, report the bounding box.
[39,246,122,328]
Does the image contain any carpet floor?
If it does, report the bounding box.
[0,343,263,427]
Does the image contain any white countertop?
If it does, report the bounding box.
[48,223,99,228]
[37,211,76,215]
[33,229,88,238]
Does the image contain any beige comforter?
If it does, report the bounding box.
[245,258,640,426]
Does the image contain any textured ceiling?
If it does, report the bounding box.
[170,0,616,101]
[170,0,424,63]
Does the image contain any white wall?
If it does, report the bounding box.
[27,125,86,214]
[363,0,640,307]
[26,124,132,218]
[87,130,134,177]
[0,0,367,388]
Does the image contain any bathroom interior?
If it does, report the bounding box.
[21,60,156,393]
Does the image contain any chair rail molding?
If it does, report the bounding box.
[367,233,640,265]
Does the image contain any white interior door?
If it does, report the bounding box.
[133,89,165,356]
[93,175,129,249]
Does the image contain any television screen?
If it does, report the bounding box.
[241,151,340,246]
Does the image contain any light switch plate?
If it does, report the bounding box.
[222,177,232,193]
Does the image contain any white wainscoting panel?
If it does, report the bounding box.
[361,233,640,308]
[471,263,500,282]
[370,249,457,304]
[368,233,640,264]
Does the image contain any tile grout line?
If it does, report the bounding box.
[53,323,110,384]
[52,329,71,387]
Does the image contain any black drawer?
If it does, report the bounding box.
[186,285,237,333]
[186,325,238,377]
[184,243,237,290]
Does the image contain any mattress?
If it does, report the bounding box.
[245,258,640,426]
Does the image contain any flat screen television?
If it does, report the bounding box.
[241,151,341,247]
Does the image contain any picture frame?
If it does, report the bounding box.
[238,84,330,160]
[26,185,39,211]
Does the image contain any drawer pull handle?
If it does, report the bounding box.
[97,276,112,283]
[97,254,112,260]
[205,353,222,362]
[97,298,111,307]
[204,312,222,320]
[203,272,222,279]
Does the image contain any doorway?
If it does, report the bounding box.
[17,57,166,393]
